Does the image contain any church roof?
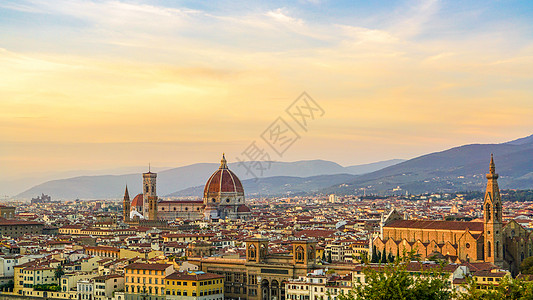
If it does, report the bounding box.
[131,194,143,207]
[385,219,484,232]
[203,154,244,198]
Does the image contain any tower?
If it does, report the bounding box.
[292,240,317,267]
[148,195,158,221]
[246,238,269,263]
[142,169,157,218]
[123,185,130,223]
[483,154,503,267]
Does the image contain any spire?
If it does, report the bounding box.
[487,153,498,179]
[220,153,228,169]
[124,185,130,200]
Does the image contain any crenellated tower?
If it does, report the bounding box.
[123,185,130,222]
[483,154,503,267]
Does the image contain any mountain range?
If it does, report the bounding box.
[14,159,403,200]
[11,133,533,200]
[323,134,533,195]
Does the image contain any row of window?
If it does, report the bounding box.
[125,269,164,275]
[126,276,162,284]
[165,288,222,296]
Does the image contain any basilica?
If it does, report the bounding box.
[373,155,533,275]
[122,154,251,223]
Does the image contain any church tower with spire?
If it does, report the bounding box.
[123,185,130,223]
[484,154,504,267]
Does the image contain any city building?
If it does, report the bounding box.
[124,263,174,300]
[164,271,224,300]
[373,155,533,275]
[123,154,251,222]
[188,238,319,300]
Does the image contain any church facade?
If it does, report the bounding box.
[122,154,251,223]
[373,155,533,275]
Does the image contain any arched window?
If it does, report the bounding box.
[496,241,500,258]
[295,246,305,262]
[485,203,491,221]
[487,241,491,257]
[495,203,501,220]
[248,244,256,259]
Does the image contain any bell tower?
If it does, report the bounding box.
[483,154,503,267]
[292,240,317,266]
[142,167,157,218]
[148,195,158,221]
[123,185,130,223]
[246,238,268,263]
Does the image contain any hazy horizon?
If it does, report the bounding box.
[2,0,533,181]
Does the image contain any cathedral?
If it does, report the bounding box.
[373,155,533,275]
[122,154,251,223]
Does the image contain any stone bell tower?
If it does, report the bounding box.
[483,154,503,267]
[142,167,157,219]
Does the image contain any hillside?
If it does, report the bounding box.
[15,159,401,200]
[324,135,533,195]
[168,174,358,197]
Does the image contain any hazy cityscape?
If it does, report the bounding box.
[2,1,533,300]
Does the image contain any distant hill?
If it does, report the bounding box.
[345,159,405,174]
[324,134,533,196]
[505,134,533,145]
[15,159,402,200]
[168,174,358,197]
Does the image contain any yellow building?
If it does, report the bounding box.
[164,271,224,299]
[124,263,174,300]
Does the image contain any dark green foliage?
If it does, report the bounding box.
[520,257,533,275]
[339,251,453,300]
[381,249,387,264]
[34,284,60,291]
[501,190,533,202]
[457,276,533,300]
[371,246,379,263]
[54,265,64,280]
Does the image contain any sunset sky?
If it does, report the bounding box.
[1,0,533,182]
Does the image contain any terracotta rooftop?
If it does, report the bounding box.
[385,220,484,232]
[125,263,171,271]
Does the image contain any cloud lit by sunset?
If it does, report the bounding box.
[1,0,533,180]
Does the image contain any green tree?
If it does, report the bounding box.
[54,265,64,280]
[381,249,387,264]
[520,257,533,275]
[457,276,533,300]
[339,252,453,300]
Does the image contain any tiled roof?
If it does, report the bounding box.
[385,220,484,232]
[125,263,171,271]
[165,271,224,281]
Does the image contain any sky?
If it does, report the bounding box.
[1,0,533,182]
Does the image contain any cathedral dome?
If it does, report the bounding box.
[237,205,251,213]
[203,154,244,203]
[131,194,143,207]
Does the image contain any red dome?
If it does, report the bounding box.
[237,205,251,213]
[131,194,143,207]
[204,155,244,199]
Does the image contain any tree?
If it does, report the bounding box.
[54,265,64,280]
[520,256,533,274]
[339,251,453,300]
[457,276,533,300]
[371,247,379,263]
[381,249,387,264]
